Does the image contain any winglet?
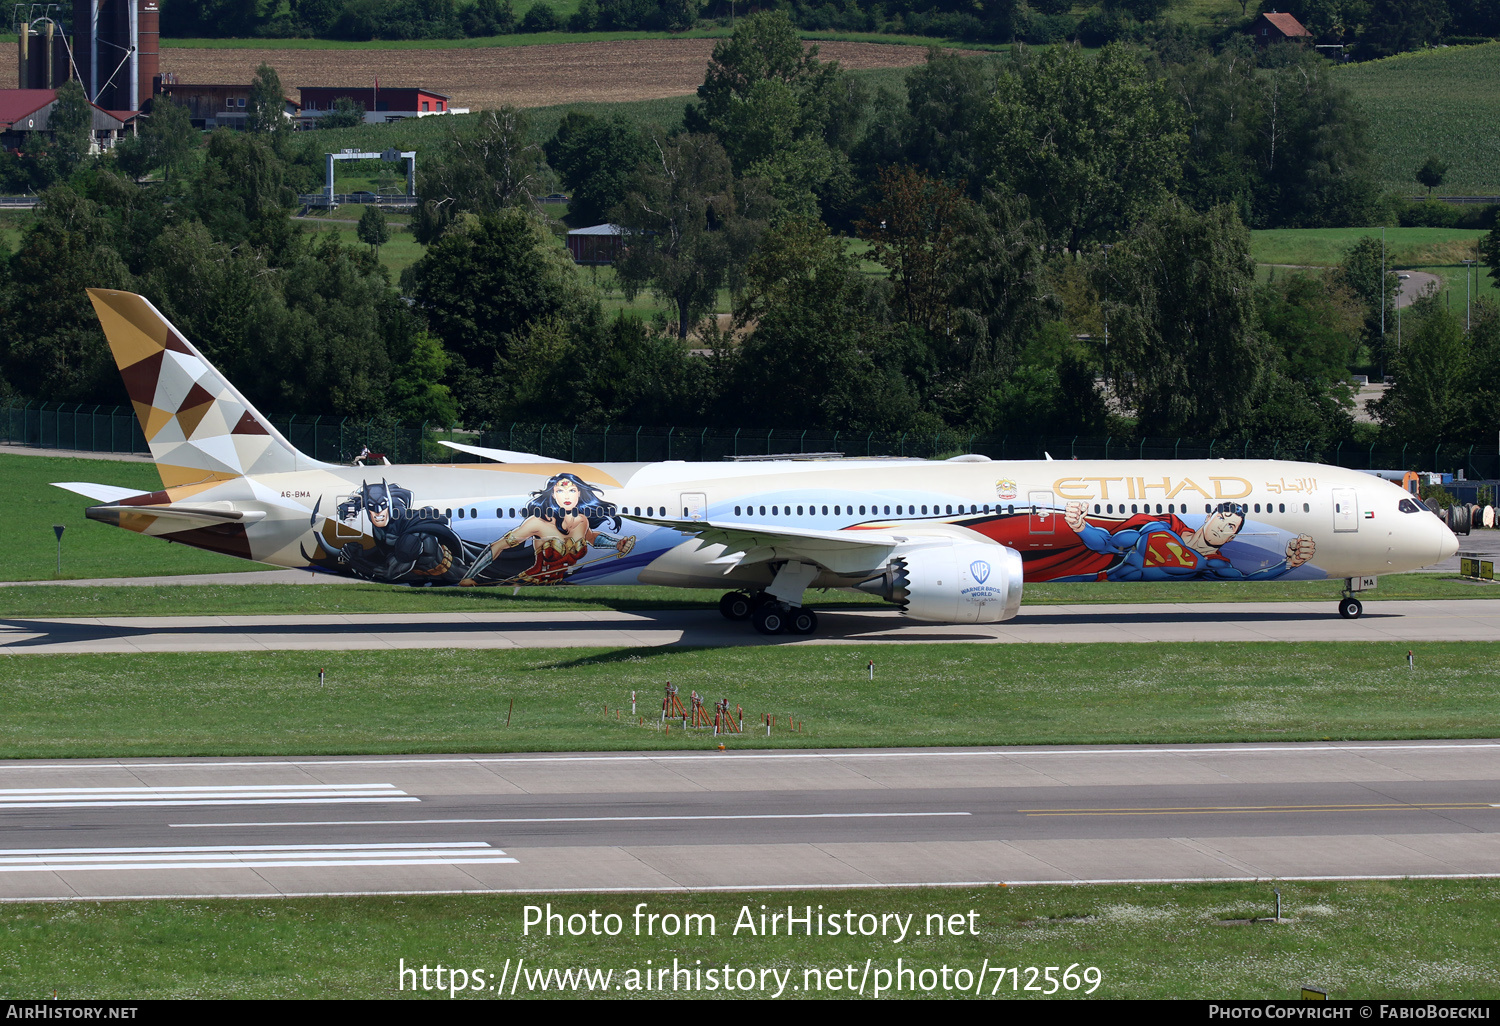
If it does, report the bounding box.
[87,289,323,489]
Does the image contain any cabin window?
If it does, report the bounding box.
[919,505,926,514]
[458,508,465,519]
[834,505,840,515]
[1303,503,1310,512]
[1007,504,1014,515]
[1093,504,1100,514]
[772,506,779,515]
[1254,503,1260,513]
[647,507,654,517]
[510,508,517,518]
[471,508,477,519]
[1131,504,1138,514]
[734,506,741,516]
[797,505,804,515]
[822,505,829,515]
[759,505,766,515]
[1279,503,1286,513]
[945,504,952,515]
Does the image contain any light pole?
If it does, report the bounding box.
[1102,243,1112,389]
[1463,259,1474,331]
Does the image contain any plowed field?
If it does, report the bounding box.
[162,39,947,110]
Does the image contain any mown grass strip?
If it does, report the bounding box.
[5,880,1499,999]
[0,642,1495,758]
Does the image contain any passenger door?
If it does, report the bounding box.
[1028,491,1056,535]
[1332,488,1359,533]
[680,492,707,521]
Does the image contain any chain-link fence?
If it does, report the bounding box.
[5,401,1498,479]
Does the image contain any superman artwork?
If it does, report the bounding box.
[966,501,1317,583]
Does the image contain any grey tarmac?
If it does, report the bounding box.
[4,599,1500,653]
[1,741,1499,900]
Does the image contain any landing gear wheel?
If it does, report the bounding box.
[788,608,819,635]
[752,603,788,635]
[719,591,754,621]
[1338,597,1363,619]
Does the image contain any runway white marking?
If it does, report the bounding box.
[0,841,517,872]
[0,783,417,808]
[170,811,975,828]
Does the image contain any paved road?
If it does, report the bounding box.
[3,599,1498,653]
[1,741,1497,900]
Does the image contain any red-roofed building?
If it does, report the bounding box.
[297,86,467,127]
[0,88,133,151]
[1252,12,1312,44]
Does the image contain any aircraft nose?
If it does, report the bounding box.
[1436,520,1459,563]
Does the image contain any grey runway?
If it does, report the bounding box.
[3,599,1500,653]
[2,741,1499,899]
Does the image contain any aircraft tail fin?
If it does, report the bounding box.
[87,289,322,491]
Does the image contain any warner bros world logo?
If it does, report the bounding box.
[962,559,1001,601]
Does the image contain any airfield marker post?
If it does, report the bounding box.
[1408,650,1414,670]
[631,691,636,715]
[868,660,874,681]
[319,667,325,688]
[52,524,64,576]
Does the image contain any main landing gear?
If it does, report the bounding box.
[718,591,818,636]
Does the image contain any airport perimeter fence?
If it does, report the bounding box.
[4,401,1499,480]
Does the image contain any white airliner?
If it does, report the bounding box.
[53,290,1459,635]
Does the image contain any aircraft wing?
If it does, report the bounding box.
[437,440,560,464]
[633,516,908,575]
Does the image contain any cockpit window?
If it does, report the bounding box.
[1398,498,1423,514]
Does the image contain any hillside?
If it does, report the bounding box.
[1337,42,1500,196]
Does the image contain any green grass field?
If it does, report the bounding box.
[296,215,427,277]
[1250,226,1489,268]
[5,880,1499,999]
[1337,42,1500,197]
[1,641,1496,758]
[2,453,257,581]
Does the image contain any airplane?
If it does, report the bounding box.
[51,289,1460,635]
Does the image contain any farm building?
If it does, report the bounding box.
[298,86,468,126]
[151,75,299,129]
[0,89,133,151]
[566,224,624,265]
[1251,12,1312,44]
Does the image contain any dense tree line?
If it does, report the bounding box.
[3,18,1497,456]
[157,0,1496,55]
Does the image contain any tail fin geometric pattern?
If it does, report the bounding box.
[87,289,318,490]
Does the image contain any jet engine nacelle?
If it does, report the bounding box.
[859,542,1024,623]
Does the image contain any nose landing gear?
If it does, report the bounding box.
[1338,596,1363,619]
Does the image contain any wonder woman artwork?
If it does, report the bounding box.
[459,472,637,586]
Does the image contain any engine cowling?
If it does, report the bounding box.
[858,542,1024,623]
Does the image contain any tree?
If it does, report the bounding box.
[984,44,1186,252]
[1369,298,1469,445]
[320,96,366,129]
[0,187,133,403]
[684,10,861,213]
[544,112,648,227]
[856,165,969,335]
[388,330,458,424]
[1174,45,1378,229]
[901,50,998,199]
[1096,202,1269,436]
[1484,210,1500,288]
[729,215,915,429]
[405,208,589,417]
[1415,155,1449,198]
[1335,235,1400,368]
[115,96,198,183]
[247,63,289,135]
[48,80,94,180]
[1358,0,1448,58]
[357,204,391,258]
[613,132,770,339]
[412,107,541,243]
